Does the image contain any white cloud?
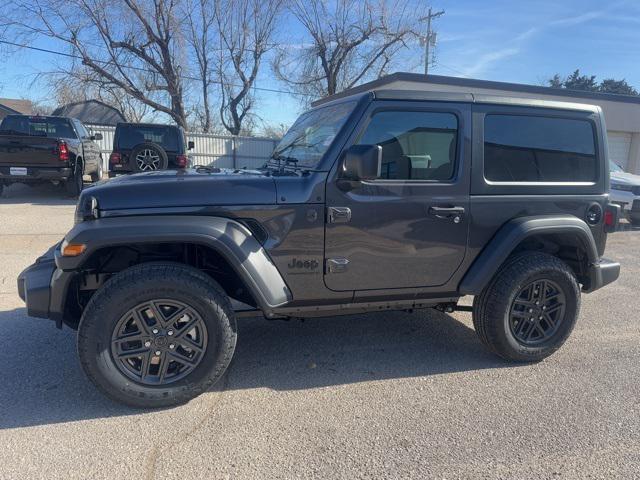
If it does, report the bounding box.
[458,7,608,77]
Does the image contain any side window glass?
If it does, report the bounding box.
[484,114,597,183]
[357,110,458,181]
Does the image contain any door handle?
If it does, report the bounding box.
[428,206,465,223]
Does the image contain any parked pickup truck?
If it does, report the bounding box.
[18,80,621,408]
[0,115,103,196]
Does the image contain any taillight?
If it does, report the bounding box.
[109,152,122,164]
[57,141,69,161]
[176,154,188,168]
[603,204,620,233]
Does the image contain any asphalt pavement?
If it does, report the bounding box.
[0,182,638,479]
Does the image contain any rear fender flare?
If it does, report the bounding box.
[459,215,599,295]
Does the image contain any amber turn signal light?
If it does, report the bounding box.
[62,243,86,257]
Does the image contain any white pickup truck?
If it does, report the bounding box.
[610,161,640,225]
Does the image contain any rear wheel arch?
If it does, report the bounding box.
[460,216,598,295]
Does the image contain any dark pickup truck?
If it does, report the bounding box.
[0,115,103,196]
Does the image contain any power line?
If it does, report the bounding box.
[0,39,307,97]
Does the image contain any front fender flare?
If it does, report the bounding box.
[56,215,292,310]
[459,215,599,295]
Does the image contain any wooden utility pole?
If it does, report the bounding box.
[420,8,444,75]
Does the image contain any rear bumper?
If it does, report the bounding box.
[17,243,73,328]
[583,258,620,293]
[0,166,72,182]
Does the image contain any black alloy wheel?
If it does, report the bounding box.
[110,299,208,386]
[509,279,566,346]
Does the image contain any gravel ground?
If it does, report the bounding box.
[0,183,638,480]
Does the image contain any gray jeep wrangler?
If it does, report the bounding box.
[18,81,620,407]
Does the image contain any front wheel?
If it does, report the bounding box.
[472,252,580,362]
[77,263,237,408]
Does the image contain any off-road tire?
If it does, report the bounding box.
[77,262,237,408]
[65,161,84,197]
[472,252,580,362]
[130,142,169,172]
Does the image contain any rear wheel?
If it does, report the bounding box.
[65,162,84,197]
[90,158,103,182]
[77,263,237,408]
[472,252,580,362]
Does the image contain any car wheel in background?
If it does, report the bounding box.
[91,157,104,182]
[130,142,169,172]
[65,162,84,197]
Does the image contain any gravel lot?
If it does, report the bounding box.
[1,183,639,480]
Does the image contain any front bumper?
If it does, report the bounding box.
[583,258,620,293]
[17,243,74,328]
[0,166,72,183]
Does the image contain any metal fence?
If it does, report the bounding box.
[86,125,279,171]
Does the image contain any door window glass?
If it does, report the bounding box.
[357,110,458,181]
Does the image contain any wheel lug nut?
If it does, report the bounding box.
[155,350,161,356]
[167,330,174,336]
[535,301,540,305]
[144,341,151,347]
[152,328,159,334]
[169,344,175,349]
[539,316,543,320]
[528,308,533,313]
[542,306,547,310]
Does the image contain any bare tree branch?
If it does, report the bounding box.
[273,0,421,101]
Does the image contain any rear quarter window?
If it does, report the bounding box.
[484,114,597,183]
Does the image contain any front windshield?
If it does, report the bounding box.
[271,101,356,169]
[610,161,625,173]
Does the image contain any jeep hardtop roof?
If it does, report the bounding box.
[311,72,601,114]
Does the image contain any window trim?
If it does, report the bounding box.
[353,106,462,185]
[482,112,599,186]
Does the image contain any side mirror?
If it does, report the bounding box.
[91,133,103,141]
[188,140,195,151]
[341,144,381,181]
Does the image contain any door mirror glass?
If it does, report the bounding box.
[187,140,195,150]
[341,144,381,181]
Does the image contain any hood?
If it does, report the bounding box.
[610,171,640,186]
[83,168,277,211]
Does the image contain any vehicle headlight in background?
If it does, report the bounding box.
[610,182,634,192]
[74,196,100,224]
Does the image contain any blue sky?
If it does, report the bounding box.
[1,0,640,129]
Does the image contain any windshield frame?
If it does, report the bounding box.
[268,95,367,172]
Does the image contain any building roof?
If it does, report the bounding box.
[312,72,640,107]
[51,99,126,126]
[0,98,33,115]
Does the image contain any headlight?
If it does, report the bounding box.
[610,182,634,192]
[74,196,100,224]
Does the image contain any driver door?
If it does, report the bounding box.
[324,101,471,292]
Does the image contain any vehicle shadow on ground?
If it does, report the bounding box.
[0,183,79,206]
[0,306,514,429]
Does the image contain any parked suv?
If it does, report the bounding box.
[108,122,194,176]
[0,115,103,196]
[18,80,620,408]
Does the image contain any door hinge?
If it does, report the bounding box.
[326,258,349,273]
[327,207,352,223]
